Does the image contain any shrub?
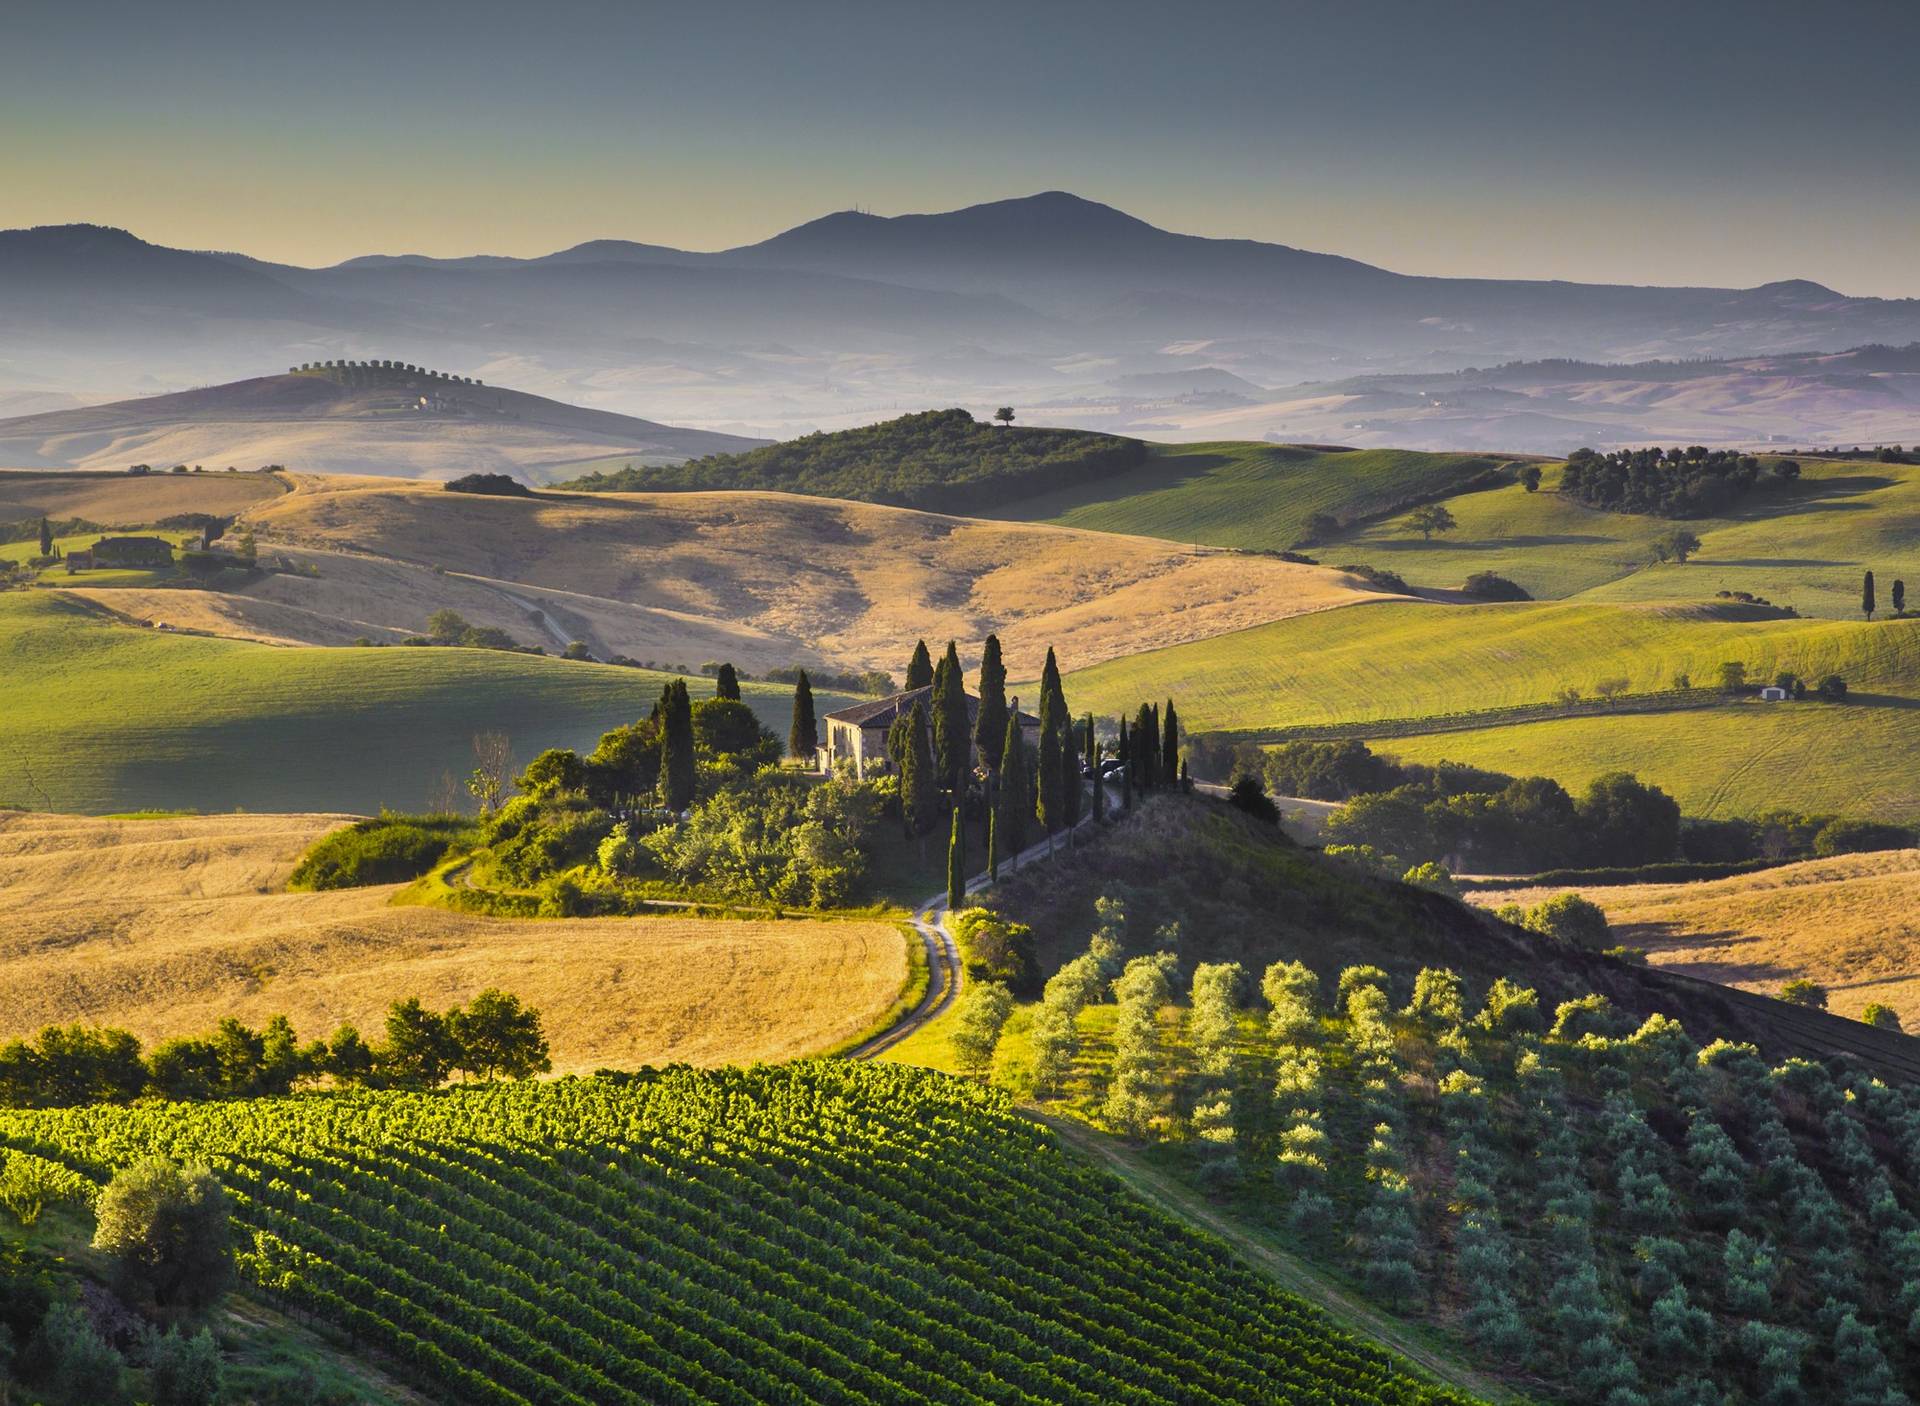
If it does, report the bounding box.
[28,1300,124,1403]
[1811,818,1913,857]
[289,816,471,889]
[1817,673,1849,700]
[444,473,531,497]
[1337,563,1411,594]
[1779,979,1828,1010]
[1226,774,1280,825]
[1862,1003,1903,1032]
[92,1160,233,1318]
[1523,893,1611,950]
[1400,861,1457,896]
[1460,571,1531,601]
[952,909,1042,996]
[148,1326,223,1406]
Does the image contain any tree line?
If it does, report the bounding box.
[0,991,550,1109]
[1561,446,1799,517]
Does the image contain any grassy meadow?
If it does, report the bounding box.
[989,441,1510,549]
[0,591,845,814]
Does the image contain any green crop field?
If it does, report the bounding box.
[1318,457,1920,619]
[1376,704,1920,822]
[985,442,1509,550]
[0,592,843,814]
[0,1064,1476,1406]
[1055,599,1920,735]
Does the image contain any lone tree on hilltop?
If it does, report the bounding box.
[714,662,741,701]
[1406,503,1457,541]
[1652,529,1702,564]
[994,406,1016,428]
[905,639,934,691]
[1863,569,1877,620]
[789,669,818,760]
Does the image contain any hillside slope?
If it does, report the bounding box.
[0,366,767,479]
[0,812,905,1069]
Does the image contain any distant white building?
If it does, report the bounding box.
[1760,686,1789,701]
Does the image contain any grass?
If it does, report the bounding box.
[1054,597,1920,735]
[1377,704,1920,822]
[0,591,849,814]
[985,441,1509,550]
[1463,848,1920,1031]
[0,811,909,1071]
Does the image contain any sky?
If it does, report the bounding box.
[5,0,1919,294]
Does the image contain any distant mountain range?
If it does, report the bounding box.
[0,364,766,480]
[5,193,1920,449]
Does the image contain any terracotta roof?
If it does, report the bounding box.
[823,686,1039,730]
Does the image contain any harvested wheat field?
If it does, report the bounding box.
[1467,849,1920,1028]
[0,467,288,524]
[0,811,908,1073]
[183,474,1389,676]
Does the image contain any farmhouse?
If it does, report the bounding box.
[87,536,175,569]
[820,686,1041,779]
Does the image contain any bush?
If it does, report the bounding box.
[289,816,471,889]
[1817,673,1849,700]
[1779,979,1828,1010]
[148,1326,222,1406]
[952,909,1042,996]
[1811,818,1913,857]
[1337,563,1411,594]
[1862,1003,1903,1032]
[1226,775,1280,825]
[1522,893,1611,950]
[1460,572,1531,601]
[92,1160,233,1318]
[444,473,531,497]
[28,1300,124,1403]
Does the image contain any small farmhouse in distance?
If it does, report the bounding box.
[819,686,1041,779]
[76,536,175,570]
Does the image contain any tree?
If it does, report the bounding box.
[519,747,586,797]
[692,697,776,763]
[1863,1002,1903,1032]
[1779,978,1828,1010]
[92,1159,232,1317]
[1864,569,1876,620]
[1161,699,1179,781]
[946,805,966,912]
[995,714,1029,858]
[986,808,999,880]
[1406,503,1457,540]
[975,634,1008,773]
[1228,774,1280,825]
[1575,771,1681,866]
[379,998,457,1087]
[789,669,818,761]
[37,517,52,557]
[950,981,1013,1076]
[1817,673,1849,700]
[326,1024,375,1084]
[1652,529,1703,564]
[467,730,515,813]
[1087,714,1105,823]
[1118,719,1133,809]
[1133,704,1158,790]
[713,662,742,700]
[932,641,970,794]
[905,639,934,691]
[448,989,550,1081]
[1519,464,1542,492]
[993,406,1016,429]
[1717,660,1748,693]
[898,701,937,836]
[1522,893,1610,950]
[149,1326,223,1406]
[661,680,695,810]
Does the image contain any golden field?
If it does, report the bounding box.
[1467,849,1920,1028]
[0,811,908,1073]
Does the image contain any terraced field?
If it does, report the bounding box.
[0,1065,1478,1406]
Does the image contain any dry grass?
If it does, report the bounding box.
[0,469,287,524]
[0,811,907,1073]
[129,473,1384,677]
[1467,850,1920,1028]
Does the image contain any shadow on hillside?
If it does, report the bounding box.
[1718,472,1896,523]
[1707,555,1853,568]
[1356,532,1616,552]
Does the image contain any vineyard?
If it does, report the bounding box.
[989,942,1920,1405]
[0,1063,1477,1406]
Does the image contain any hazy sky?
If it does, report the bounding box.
[6,0,1919,293]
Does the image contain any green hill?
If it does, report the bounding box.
[0,592,841,814]
[988,441,1515,550]
[0,1062,1479,1406]
[558,407,1147,514]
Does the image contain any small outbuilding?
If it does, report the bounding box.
[1759,686,1789,701]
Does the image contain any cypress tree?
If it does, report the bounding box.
[975,634,1009,773]
[661,680,696,811]
[1148,704,1161,786]
[987,808,1000,880]
[1060,724,1082,828]
[38,517,52,557]
[1895,579,1907,615]
[947,805,966,911]
[1864,569,1877,620]
[933,640,970,794]
[1039,647,1067,733]
[906,639,934,691]
[997,713,1029,859]
[899,701,937,836]
[1134,703,1158,790]
[1036,710,1064,845]
[1120,719,1133,809]
[1089,715,1106,823]
[788,670,818,761]
[1162,699,1179,781]
[714,662,741,701]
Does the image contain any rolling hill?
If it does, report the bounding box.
[0,811,907,1071]
[0,363,768,479]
